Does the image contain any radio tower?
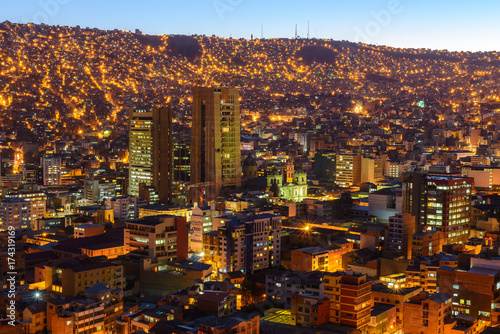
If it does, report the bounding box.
[307,21,310,39]
[295,24,298,39]
[261,22,264,39]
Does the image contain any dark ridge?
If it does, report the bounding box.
[295,45,337,65]
[466,59,500,66]
[230,55,246,66]
[166,35,202,62]
[365,73,398,83]
[135,34,163,48]
[378,49,462,63]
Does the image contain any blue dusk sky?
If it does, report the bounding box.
[1,0,498,51]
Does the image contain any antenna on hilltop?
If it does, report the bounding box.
[261,22,264,39]
[295,24,298,39]
[307,21,310,39]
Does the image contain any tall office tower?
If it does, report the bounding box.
[403,172,473,244]
[335,153,361,188]
[128,108,172,204]
[313,150,336,181]
[173,141,191,183]
[190,87,242,203]
[41,154,61,185]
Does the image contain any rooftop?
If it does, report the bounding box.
[468,266,500,276]
[197,291,230,304]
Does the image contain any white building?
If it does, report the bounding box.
[190,205,216,253]
[5,191,46,223]
[0,198,31,231]
[107,196,147,221]
[368,187,402,224]
[41,155,61,185]
[85,180,116,203]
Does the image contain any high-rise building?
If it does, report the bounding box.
[386,213,416,259]
[128,108,172,204]
[173,141,190,183]
[173,141,191,203]
[205,214,281,275]
[335,153,361,188]
[313,150,336,181]
[368,187,402,224]
[5,191,47,224]
[190,87,242,204]
[41,154,61,185]
[0,198,31,231]
[403,173,473,244]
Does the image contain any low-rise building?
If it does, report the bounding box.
[197,291,237,317]
[47,283,123,334]
[411,230,445,258]
[368,303,397,334]
[291,293,330,327]
[403,292,452,334]
[266,270,326,307]
[438,258,500,322]
[371,283,423,324]
[124,215,189,266]
[44,259,125,296]
[406,260,440,293]
[291,244,352,273]
[73,224,105,238]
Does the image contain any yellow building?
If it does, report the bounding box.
[128,108,173,204]
[336,153,362,188]
[80,243,126,259]
[22,303,46,334]
[44,259,125,296]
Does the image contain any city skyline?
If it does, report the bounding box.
[2,3,500,333]
[1,0,499,52]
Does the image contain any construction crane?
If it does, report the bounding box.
[188,178,246,205]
